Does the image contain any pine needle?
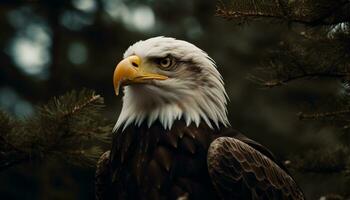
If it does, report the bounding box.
[0,89,112,170]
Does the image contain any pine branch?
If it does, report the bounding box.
[248,30,350,88]
[298,110,350,121]
[247,72,350,88]
[216,0,350,26]
[319,194,346,200]
[0,89,112,171]
[218,0,350,196]
[0,111,28,171]
[287,147,350,174]
[297,108,350,132]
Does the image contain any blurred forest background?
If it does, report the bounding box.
[0,0,349,199]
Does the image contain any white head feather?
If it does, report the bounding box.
[114,36,230,132]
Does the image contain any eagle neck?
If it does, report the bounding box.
[113,83,230,132]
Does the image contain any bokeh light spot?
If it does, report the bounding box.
[6,8,51,79]
[130,6,155,32]
[68,42,88,65]
[102,0,124,19]
[102,0,155,33]
[0,87,34,117]
[184,18,203,39]
[60,10,94,31]
[10,37,50,75]
[72,0,97,13]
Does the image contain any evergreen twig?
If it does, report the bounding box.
[288,147,350,174]
[216,0,350,26]
[0,89,112,171]
[218,0,350,197]
[247,72,350,88]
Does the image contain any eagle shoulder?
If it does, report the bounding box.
[207,137,305,200]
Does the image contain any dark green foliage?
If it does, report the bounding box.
[0,110,27,171]
[291,147,350,173]
[217,0,350,86]
[247,27,350,87]
[217,0,350,25]
[0,89,112,170]
[0,110,14,139]
[218,0,350,198]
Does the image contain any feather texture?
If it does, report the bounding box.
[96,120,305,200]
[207,137,304,200]
[97,37,305,200]
[113,37,229,132]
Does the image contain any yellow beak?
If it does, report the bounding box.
[113,55,168,96]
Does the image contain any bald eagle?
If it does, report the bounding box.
[95,37,305,200]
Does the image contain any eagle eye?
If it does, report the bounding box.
[159,57,173,69]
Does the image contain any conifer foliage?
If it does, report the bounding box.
[217,0,350,198]
[0,89,111,171]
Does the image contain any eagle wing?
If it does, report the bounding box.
[207,137,304,200]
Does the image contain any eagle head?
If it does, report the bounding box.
[113,37,229,131]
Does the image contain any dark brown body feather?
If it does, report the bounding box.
[95,120,304,200]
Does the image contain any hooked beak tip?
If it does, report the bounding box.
[113,55,169,97]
